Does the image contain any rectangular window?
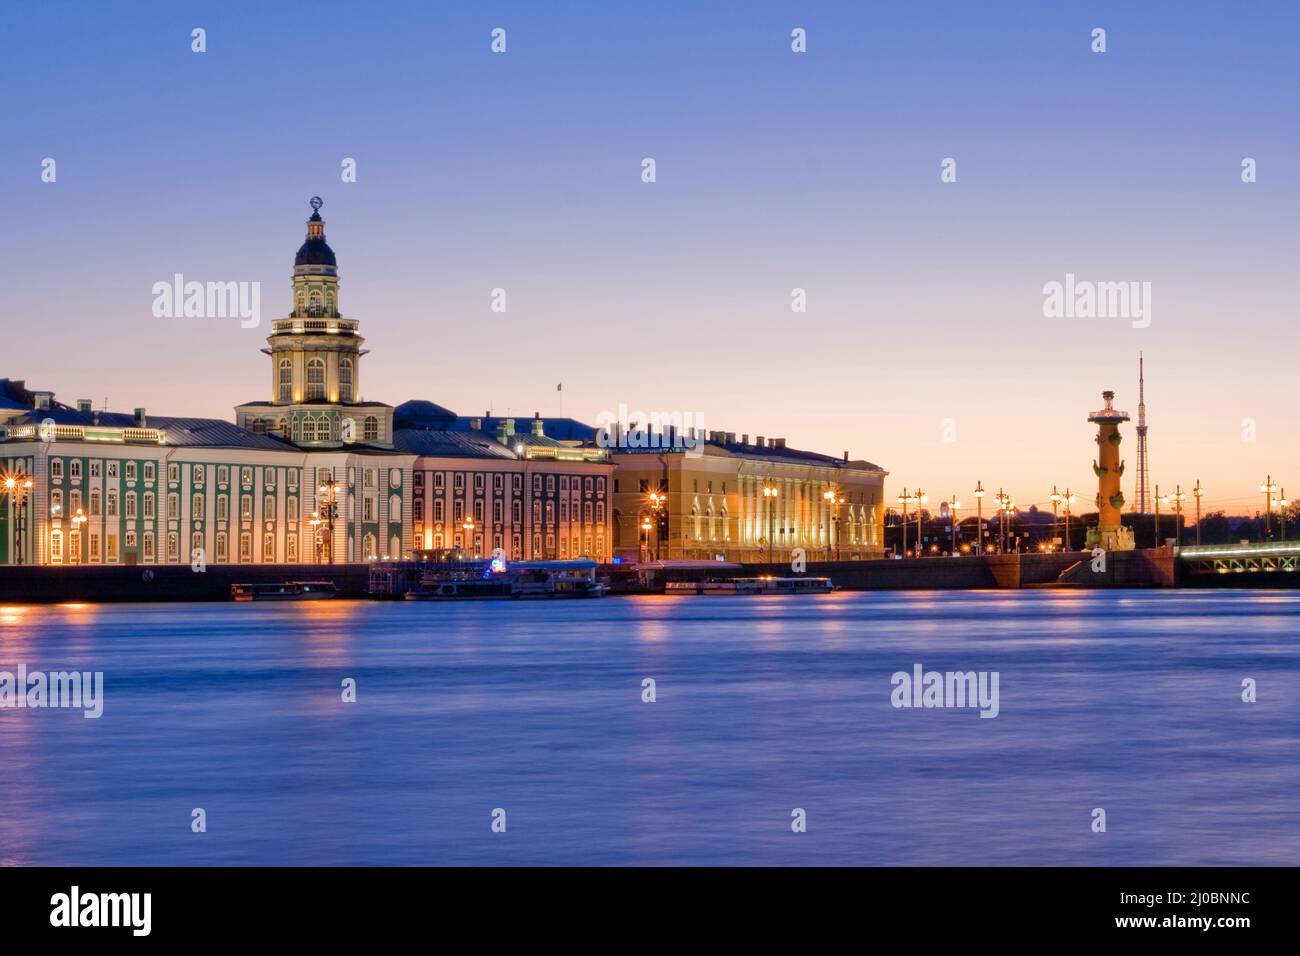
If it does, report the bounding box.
[168,463,180,483]
[167,532,179,562]
[125,493,137,518]
[125,462,137,482]
[90,533,100,560]
[107,491,118,517]
[364,498,375,522]
[70,460,82,480]
[144,462,155,481]
[434,500,444,522]
[193,493,203,516]
[217,495,229,521]
[90,490,101,516]
[454,473,464,491]
[266,469,277,487]
[90,461,102,479]
[241,496,252,520]
[217,466,229,485]
[263,534,275,561]
[143,532,155,560]
[241,467,253,486]
[107,534,118,560]
[107,462,118,479]
[51,459,64,480]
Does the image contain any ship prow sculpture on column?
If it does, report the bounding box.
[1087,390,1136,551]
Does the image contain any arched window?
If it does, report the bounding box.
[305,359,325,400]
[278,359,293,402]
[389,535,401,559]
[339,359,353,403]
[389,495,401,521]
[308,289,322,316]
[362,533,377,560]
[295,290,305,313]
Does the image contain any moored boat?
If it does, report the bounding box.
[231,580,338,601]
[665,576,834,595]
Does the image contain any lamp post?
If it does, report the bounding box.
[1154,483,1163,547]
[646,489,667,562]
[3,473,34,566]
[973,481,985,556]
[317,476,339,563]
[1049,485,1062,550]
[309,512,322,562]
[1171,484,1187,546]
[823,488,845,561]
[463,515,476,557]
[914,488,926,556]
[1192,479,1204,545]
[763,482,780,564]
[1276,488,1289,542]
[947,496,960,555]
[640,516,653,561]
[71,507,86,564]
[896,488,910,558]
[1260,475,1279,540]
[994,488,1009,553]
[1060,488,1077,550]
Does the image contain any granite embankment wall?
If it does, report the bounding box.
[0,550,1180,603]
[0,563,370,603]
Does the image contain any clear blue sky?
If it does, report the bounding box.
[2,1,1297,512]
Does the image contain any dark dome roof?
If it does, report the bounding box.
[295,237,336,267]
[394,399,458,429]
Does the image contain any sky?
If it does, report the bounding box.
[2,1,1297,515]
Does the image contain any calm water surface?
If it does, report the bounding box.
[0,590,1296,866]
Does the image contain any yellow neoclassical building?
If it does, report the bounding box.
[609,433,886,563]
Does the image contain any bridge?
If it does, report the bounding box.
[1178,542,1300,576]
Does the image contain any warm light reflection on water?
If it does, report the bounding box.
[0,590,1295,866]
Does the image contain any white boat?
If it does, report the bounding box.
[665,576,834,595]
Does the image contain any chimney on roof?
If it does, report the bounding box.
[495,418,516,444]
[772,437,786,449]
[531,412,544,437]
[756,436,765,447]
[134,407,147,427]
[741,434,748,445]
[725,432,735,443]
[77,399,92,413]
[843,450,849,462]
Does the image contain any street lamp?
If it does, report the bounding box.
[1260,475,1279,540]
[763,482,780,563]
[463,515,477,557]
[309,512,322,562]
[947,496,960,555]
[973,481,985,555]
[1275,487,1289,542]
[1192,480,1204,545]
[317,477,339,563]
[2,472,34,566]
[640,516,653,561]
[71,507,86,563]
[1060,488,1077,550]
[1049,485,1062,549]
[1171,484,1187,546]
[914,488,927,557]
[646,488,667,561]
[823,488,845,561]
[993,488,1010,553]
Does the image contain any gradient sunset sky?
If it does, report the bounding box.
[3,2,1297,514]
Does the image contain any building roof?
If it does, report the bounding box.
[3,407,292,451]
[393,400,596,443]
[392,427,578,460]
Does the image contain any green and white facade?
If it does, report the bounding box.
[1,200,613,567]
